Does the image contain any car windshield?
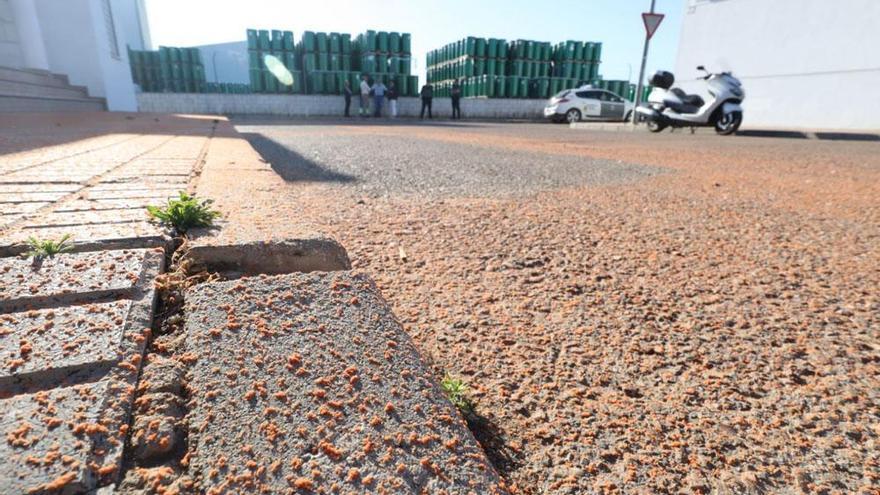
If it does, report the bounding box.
[553,90,570,99]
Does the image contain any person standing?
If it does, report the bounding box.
[420,83,433,119]
[359,75,371,117]
[372,78,387,117]
[451,79,462,119]
[387,81,399,118]
[343,80,352,117]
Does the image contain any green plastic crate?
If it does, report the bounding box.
[258,30,271,51]
[302,31,316,52]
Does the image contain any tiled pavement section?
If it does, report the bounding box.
[0,113,214,494]
[0,114,216,256]
[0,248,162,494]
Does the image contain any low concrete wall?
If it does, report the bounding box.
[137,92,547,120]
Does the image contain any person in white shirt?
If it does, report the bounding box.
[359,75,371,117]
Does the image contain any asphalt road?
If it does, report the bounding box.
[236,120,880,495]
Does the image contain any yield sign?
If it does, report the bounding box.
[642,12,665,40]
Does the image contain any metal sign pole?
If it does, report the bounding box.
[632,0,657,125]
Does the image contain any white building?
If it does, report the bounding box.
[674,0,880,131]
[198,41,249,85]
[0,0,149,111]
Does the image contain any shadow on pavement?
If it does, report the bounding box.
[239,132,357,184]
[736,129,880,141]
[735,130,810,139]
[814,132,880,142]
[465,410,523,480]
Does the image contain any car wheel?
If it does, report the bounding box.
[565,108,581,123]
[623,110,632,123]
[715,111,742,135]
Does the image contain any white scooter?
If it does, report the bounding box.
[636,66,745,135]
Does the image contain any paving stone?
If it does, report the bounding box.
[0,185,80,194]
[83,189,178,201]
[0,134,138,175]
[185,271,505,494]
[53,199,158,213]
[0,191,75,203]
[0,136,173,185]
[88,184,183,193]
[33,208,151,227]
[0,202,50,215]
[0,214,25,229]
[0,175,81,185]
[0,224,169,257]
[0,248,161,312]
[139,136,206,160]
[0,300,132,386]
[0,380,107,494]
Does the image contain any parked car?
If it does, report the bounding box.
[544,86,634,123]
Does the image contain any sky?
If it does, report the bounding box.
[144,0,684,85]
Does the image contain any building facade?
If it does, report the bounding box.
[0,0,149,111]
[674,0,879,130]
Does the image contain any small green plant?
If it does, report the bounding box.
[147,192,220,234]
[26,234,74,258]
[441,374,475,415]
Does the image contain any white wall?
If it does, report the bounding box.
[674,0,880,130]
[138,93,548,120]
[198,41,248,84]
[0,0,23,68]
[110,0,149,51]
[35,0,136,110]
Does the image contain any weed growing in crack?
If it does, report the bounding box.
[25,234,74,258]
[147,192,220,234]
[441,374,475,415]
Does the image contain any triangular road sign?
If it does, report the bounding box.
[642,12,665,40]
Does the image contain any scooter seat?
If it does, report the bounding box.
[670,88,704,107]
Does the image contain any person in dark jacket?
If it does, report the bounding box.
[387,81,399,118]
[420,84,433,119]
[451,80,461,119]
[343,80,352,117]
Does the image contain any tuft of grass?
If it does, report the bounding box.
[441,374,475,415]
[26,234,74,258]
[147,192,220,234]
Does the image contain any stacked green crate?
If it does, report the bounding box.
[590,79,630,99]
[549,40,603,95]
[297,29,356,95]
[352,30,417,96]
[625,83,651,102]
[129,46,206,93]
[248,28,300,93]
[504,39,552,98]
[426,37,509,98]
[428,36,572,99]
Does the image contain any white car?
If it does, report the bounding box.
[544,86,634,123]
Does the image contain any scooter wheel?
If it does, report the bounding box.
[646,120,667,133]
[715,111,742,135]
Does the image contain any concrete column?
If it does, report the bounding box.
[10,0,49,70]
